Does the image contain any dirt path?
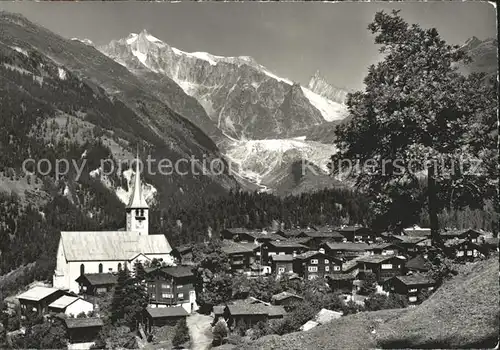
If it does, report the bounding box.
[187,313,213,350]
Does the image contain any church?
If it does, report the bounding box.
[53,156,174,293]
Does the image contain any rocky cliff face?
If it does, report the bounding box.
[307,70,350,104]
[99,30,347,141]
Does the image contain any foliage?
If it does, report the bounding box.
[12,318,68,349]
[364,293,409,311]
[425,248,458,287]
[330,10,497,243]
[192,241,233,311]
[359,272,378,295]
[171,318,190,348]
[110,266,148,330]
[212,319,229,346]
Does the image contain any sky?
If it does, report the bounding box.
[0,1,496,90]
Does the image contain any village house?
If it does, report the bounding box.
[171,245,194,265]
[271,292,304,307]
[76,273,118,296]
[48,295,94,316]
[319,242,371,260]
[232,231,285,244]
[145,266,197,313]
[293,251,343,280]
[259,241,309,265]
[53,156,174,293]
[383,274,436,304]
[335,226,375,242]
[223,303,286,329]
[221,241,257,273]
[405,254,430,273]
[441,228,483,243]
[143,306,189,332]
[270,254,294,275]
[356,255,406,282]
[326,273,356,293]
[64,317,104,346]
[296,231,346,250]
[444,239,482,262]
[220,228,260,241]
[17,286,67,317]
[387,235,429,256]
[366,242,403,256]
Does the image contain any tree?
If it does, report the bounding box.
[13,318,68,349]
[359,272,377,295]
[212,319,229,346]
[330,10,497,246]
[171,318,190,348]
[133,260,146,283]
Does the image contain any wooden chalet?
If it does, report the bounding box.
[335,226,375,243]
[319,242,371,260]
[326,273,356,292]
[143,306,189,332]
[296,231,346,249]
[356,255,406,282]
[271,292,304,307]
[224,303,286,328]
[260,241,309,265]
[64,317,104,344]
[270,254,294,275]
[171,245,194,265]
[221,241,257,273]
[145,266,196,312]
[444,239,482,262]
[405,254,430,273]
[293,251,342,280]
[366,243,403,256]
[387,236,429,256]
[76,273,118,296]
[383,274,435,304]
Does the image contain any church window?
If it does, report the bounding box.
[99,263,103,273]
[118,263,122,271]
[80,264,85,276]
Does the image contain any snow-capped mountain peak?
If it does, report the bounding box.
[307,70,350,104]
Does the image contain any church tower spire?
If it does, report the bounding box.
[126,151,149,235]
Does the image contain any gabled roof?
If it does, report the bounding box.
[146,306,189,318]
[60,231,172,261]
[17,287,61,302]
[298,231,345,239]
[76,273,118,286]
[294,251,340,263]
[368,243,401,250]
[357,254,404,264]
[227,303,271,316]
[390,235,428,244]
[49,295,81,309]
[322,242,371,251]
[271,254,294,262]
[160,266,194,278]
[271,292,304,302]
[406,255,430,271]
[221,241,257,255]
[65,317,104,329]
[266,241,309,249]
[335,226,371,233]
[243,232,284,241]
[395,274,435,286]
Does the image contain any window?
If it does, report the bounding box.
[308,266,318,272]
[98,263,103,273]
[428,286,434,291]
[311,259,318,265]
[466,250,473,256]
[381,264,393,270]
[278,267,285,273]
[457,251,464,257]
[409,288,418,293]
[385,250,394,255]
[177,285,183,289]
[325,266,330,272]
[408,296,417,302]
[80,264,85,276]
[118,263,122,271]
[178,293,184,299]
[324,259,329,264]
[162,293,173,299]
[319,248,325,254]
[333,266,341,271]
[150,294,156,300]
[161,283,170,289]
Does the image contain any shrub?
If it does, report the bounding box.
[171,318,190,348]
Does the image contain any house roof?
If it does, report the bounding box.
[146,306,189,318]
[396,274,435,286]
[335,226,370,233]
[227,303,271,316]
[390,235,428,244]
[173,245,193,254]
[48,296,81,309]
[213,305,226,315]
[271,254,294,262]
[357,254,403,264]
[17,287,61,302]
[444,238,468,247]
[271,292,304,302]
[406,255,429,271]
[267,305,287,317]
[267,241,309,249]
[221,241,257,255]
[60,231,172,261]
[294,251,340,263]
[299,231,345,239]
[322,242,371,251]
[76,273,118,286]
[243,232,284,241]
[368,243,400,250]
[65,317,104,329]
[160,266,194,278]
[326,272,356,281]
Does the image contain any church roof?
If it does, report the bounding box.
[127,156,148,209]
[60,231,172,261]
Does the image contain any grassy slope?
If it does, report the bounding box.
[250,255,499,349]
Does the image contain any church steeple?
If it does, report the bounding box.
[126,152,149,235]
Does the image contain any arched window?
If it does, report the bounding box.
[118,263,122,271]
[99,263,103,273]
[80,264,85,276]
